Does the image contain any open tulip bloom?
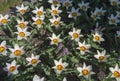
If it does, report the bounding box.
[33,75,45,81]
[5,60,20,75]
[52,58,68,74]
[77,62,95,78]
[0,40,7,56]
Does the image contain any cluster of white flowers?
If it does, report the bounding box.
[0,0,120,81]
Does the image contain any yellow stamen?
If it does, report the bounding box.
[57,65,63,70]
[19,32,25,37]
[52,10,58,15]
[31,59,37,64]
[37,11,43,16]
[114,71,120,78]
[20,9,25,14]
[35,19,42,25]
[99,56,105,61]
[73,33,79,39]
[19,23,25,28]
[110,19,115,23]
[53,1,58,5]
[14,50,21,56]
[82,6,86,11]
[53,20,59,25]
[72,12,77,17]
[9,66,16,72]
[80,46,86,51]
[82,69,89,75]
[53,38,58,43]
[94,36,100,41]
[0,46,5,53]
[1,19,7,24]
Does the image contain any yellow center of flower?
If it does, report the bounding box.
[114,71,120,78]
[99,56,105,61]
[82,6,86,11]
[37,11,43,16]
[31,59,37,64]
[53,38,58,43]
[80,46,86,51]
[19,23,25,28]
[53,20,59,25]
[35,19,42,25]
[112,1,117,5]
[97,12,102,16]
[94,36,100,41]
[52,10,58,15]
[65,2,70,6]
[73,33,79,39]
[20,9,25,14]
[57,65,63,70]
[110,19,115,23]
[14,50,21,56]
[19,32,25,37]
[82,69,89,75]
[0,46,5,53]
[53,1,58,5]
[1,19,7,24]
[72,12,77,17]
[9,66,16,72]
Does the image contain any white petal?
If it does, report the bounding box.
[1,40,6,46]
[63,77,67,81]
[33,75,40,81]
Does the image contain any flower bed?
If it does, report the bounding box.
[0,0,120,81]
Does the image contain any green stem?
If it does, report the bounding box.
[6,24,14,37]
